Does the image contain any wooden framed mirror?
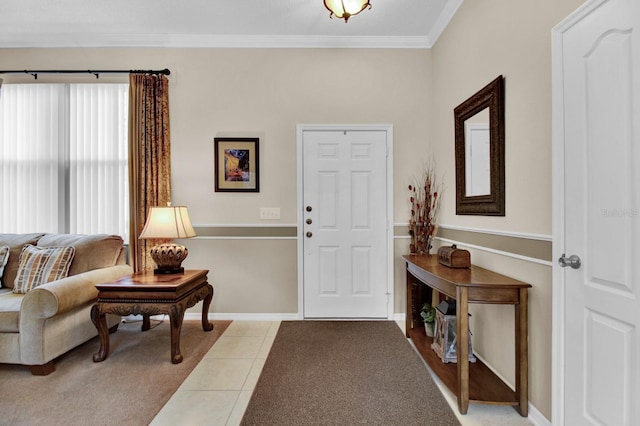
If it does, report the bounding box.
[454,75,505,215]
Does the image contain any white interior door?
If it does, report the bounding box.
[300,127,390,318]
[553,0,640,424]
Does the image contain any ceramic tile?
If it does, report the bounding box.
[266,321,281,336]
[154,320,534,426]
[179,358,254,391]
[457,404,533,426]
[256,333,276,359]
[150,390,239,426]
[223,320,273,337]
[226,390,253,426]
[242,357,267,390]
[205,336,264,359]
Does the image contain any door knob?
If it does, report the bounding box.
[306,232,313,238]
[306,206,312,212]
[558,253,581,269]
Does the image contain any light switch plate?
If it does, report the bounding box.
[260,207,281,220]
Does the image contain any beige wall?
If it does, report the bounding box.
[429,0,584,419]
[1,2,586,417]
[0,47,432,314]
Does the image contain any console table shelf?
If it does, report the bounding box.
[408,326,518,405]
[404,254,531,416]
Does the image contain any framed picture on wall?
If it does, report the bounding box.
[214,137,260,192]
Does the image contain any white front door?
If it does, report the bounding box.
[299,127,390,318]
[553,0,640,424]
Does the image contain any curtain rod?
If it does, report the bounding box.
[0,68,170,80]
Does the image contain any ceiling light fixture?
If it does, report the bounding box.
[324,0,371,23]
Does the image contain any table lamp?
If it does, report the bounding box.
[138,205,197,274]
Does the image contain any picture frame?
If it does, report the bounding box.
[214,137,260,192]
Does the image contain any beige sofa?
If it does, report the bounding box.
[0,233,133,374]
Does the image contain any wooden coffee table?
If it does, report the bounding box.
[91,269,214,364]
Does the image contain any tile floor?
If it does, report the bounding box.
[151,320,533,426]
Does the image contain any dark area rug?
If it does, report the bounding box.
[0,319,230,426]
[241,321,460,426]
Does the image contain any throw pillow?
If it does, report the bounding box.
[0,233,46,289]
[36,234,124,276]
[13,244,76,294]
[0,246,9,286]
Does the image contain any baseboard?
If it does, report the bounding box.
[184,313,406,322]
[527,404,551,426]
[472,352,550,424]
[473,352,516,391]
[392,313,406,323]
[184,312,300,321]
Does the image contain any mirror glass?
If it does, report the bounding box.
[464,107,490,196]
[454,76,505,216]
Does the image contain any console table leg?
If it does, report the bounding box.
[406,265,412,337]
[169,304,185,364]
[201,284,214,332]
[456,287,470,414]
[515,288,529,416]
[91,304,110,362]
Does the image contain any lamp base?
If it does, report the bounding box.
[154,266,185,275]
[149,243,189,275]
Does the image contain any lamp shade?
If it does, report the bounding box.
[324,0,371,22]
[138,206,196,239]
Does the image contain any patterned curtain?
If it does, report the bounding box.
[128,73,171,272]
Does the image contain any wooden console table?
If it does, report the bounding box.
[91,269,214,364]
[404,254,531,416]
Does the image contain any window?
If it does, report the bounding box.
[0,83,129,241]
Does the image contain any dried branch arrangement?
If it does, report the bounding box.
[408,162,442,254]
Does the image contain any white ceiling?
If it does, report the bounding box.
[0,0,463,48]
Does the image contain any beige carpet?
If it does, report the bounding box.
[0,319,230,426]
[241,321,461,426]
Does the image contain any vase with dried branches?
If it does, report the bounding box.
[408,163,442,255]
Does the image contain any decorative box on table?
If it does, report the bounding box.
[431,300,476,364]
[437,244,471,268]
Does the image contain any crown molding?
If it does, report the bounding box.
[426,0,464,46]
[0,0,465,49]
[0,33,435,49]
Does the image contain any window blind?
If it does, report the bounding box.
[0,83,129,240]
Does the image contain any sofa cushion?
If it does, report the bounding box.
[36,234,124,276]
[0,246,9,281]
[0,288,21,332]
[13,245,76,294]
[0,233,46,289]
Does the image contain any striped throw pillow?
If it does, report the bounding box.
[13,244,76,294]
[0,246,9,286]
